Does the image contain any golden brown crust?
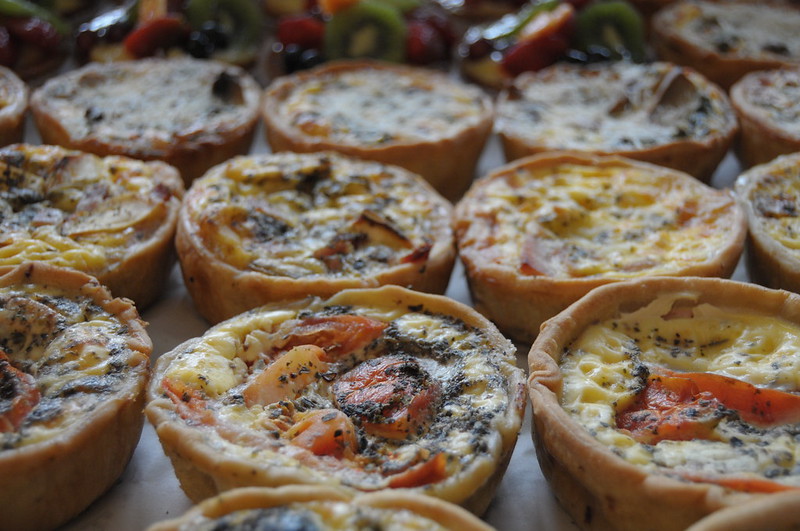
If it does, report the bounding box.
[0,262,152,531]
[0,66,27,148]
[29,58,262,185]
[454,152,746,345]
[527,276,797,531]
[261,60,494,201]
[687,491,800,531]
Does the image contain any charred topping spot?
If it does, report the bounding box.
[211,71,245,104]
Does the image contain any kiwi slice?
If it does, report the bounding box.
[324,0,407,63]
[575,0,645,62]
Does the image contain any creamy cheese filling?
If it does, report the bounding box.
[497,62,734,151]
[459,162,737,278]
[739,69,800,137]
[560,294,800,485]
[743,157,800,253]
[277,69,486,145]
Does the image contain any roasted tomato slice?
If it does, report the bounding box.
[276,314,387,361]
[0,351,40,433]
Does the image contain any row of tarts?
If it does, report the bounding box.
[2,58,800,530]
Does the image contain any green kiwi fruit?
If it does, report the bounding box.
[575,0,646,62]
[324,0,407,63]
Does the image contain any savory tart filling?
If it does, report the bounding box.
[146,286,525,514]
[0,66,27,148]
[0,143,184,307]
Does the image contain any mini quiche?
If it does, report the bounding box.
[29,58,262,185]
[734,152,800,295]
[651,0,800,90]
[528,277,800,531]
[261,60,494,201]
[177,151,456,324]
[0,143,184,309]
[0,262,151,531]
[687,491,800,531]
[730,68,800,168]
[0,66,27,147]
[145,285,526,516]
[495,61,737,182]
[147,485,494,531]
[453,152,745,345]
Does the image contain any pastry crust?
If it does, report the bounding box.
[0,66,27,148]
[651,0,800,90]
[177,151,456,324]
[29,58,262,185]
[734,152,800,294]
[146,285,526,516]
[730,68,800,168]
[528,276,800,531]
[0,262,152,531]
[0,143,185,309]
[147,485,495,531]
[261,60,494,201]
[453,151,745,345]
[495,62,737,182]
[687,491,800,531]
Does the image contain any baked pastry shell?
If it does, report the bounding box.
[687,491,800,531]
[454,152,746,346]
[496,65,737,183]
[261,60,494,202]
[0,262,152,531]
[147,485,495,531]
[730,69,800,169]
[176,154,457,324]
[0,66,28,148]
[527,276,798,531]
[29,59,262,186]
[145,285,526,516]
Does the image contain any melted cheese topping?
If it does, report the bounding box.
[0,283,147,450]
[664,2,800,61]
[158,296,519,491]
[184,152,450,278]
[456,160,739,278]
[560,294,800,484]
[271,66,488,145]
[736,68,800,137]
[33,58,259,155]
[0,144,182,275]
[497,62,734,152]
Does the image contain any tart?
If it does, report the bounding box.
[730,68,800,168]
[528,276,800,530]
[0,143,185,309]
[176,151,456,324]
[29,58,262,185]
[734,152,800,295]
[687,491,800,531]
[0,262,152,531]
[0,66,28,147]
[146,285,526,515]
[453,152,745,345]
[261,60,494,201]
[147,485,494,531]
[495,61,737,182]
[651,0,800,90]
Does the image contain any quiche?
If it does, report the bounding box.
[687,491,800,531]
[652,0,800,90]
[147,485,494,531]
[0,262,152,531]
[495,61,737,182]
[528,276,800,531]
[261,60,494,201]
[177,151,456,324]
[0,66,27,148]
[453,152,745,345]
[734,152,800,295]
[145,285,526,516]
[0,143,184,309]
[730,68,800,168]
[29,58,262,185]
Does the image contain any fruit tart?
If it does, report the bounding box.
[528,276,800,530]
[453,152,745,345]
[0,143,184,309]
[0,262,151,531]
[147,485,495,531]
[177,151,456,324]
[146,285,526,515]
[495,61,737,181]
[262,60,493,200]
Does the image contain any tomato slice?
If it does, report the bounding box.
[287,408,359,458]
[276,315,387,361]
[0,351,40,433]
